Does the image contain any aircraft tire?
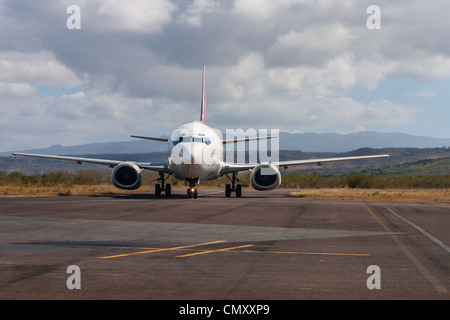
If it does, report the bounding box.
[225,184,231,197]
[235,184,242,198]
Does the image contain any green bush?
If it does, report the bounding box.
[0,171,41,186]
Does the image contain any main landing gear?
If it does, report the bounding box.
[155,172,171,197]
[225,172,242,198]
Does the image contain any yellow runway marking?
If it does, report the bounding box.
[177,244,254,258]
[99,240,225,259]
[239,249,371,257]
[97,241,371,259]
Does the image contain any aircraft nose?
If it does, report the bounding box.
[171,142,204,165]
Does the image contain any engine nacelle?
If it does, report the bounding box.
[250,164,281,191]
[111,162,143,190]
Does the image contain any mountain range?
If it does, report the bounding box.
[2,131,449,156]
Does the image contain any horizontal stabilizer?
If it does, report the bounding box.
[131,135,168,142]
[222,136,277,144]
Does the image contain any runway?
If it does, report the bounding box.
[0,188,448,300]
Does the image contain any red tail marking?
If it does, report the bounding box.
[200,64,206,124]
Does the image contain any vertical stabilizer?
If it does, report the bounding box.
[200,64,206,124]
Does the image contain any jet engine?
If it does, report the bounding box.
[111,162,143,190]
[250,164,281,191]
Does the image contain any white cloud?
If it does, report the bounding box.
[179,0,221,27]
[206,52,417,132]
[0,51,82,87]
[94,0,176,33]
[0,87,189,150]
[267,24,353,66]
[232,0,311,20]
[211,90,417,135]
[211,52,266,100]
[265,53,358,95]
[388,53,450,81]
[0,82,37,97]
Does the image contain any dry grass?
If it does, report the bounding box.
[0,185,143,197]
[289,188,450,202]
[1,182,448,203]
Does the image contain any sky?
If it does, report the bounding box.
[1,0,450,151]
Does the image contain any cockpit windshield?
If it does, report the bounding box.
[172,136,211,146]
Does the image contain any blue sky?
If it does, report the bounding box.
[345,77,450,138]
[31,84,86,97]
[1,0,450,151]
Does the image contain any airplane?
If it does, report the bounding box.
[13,65,389,198]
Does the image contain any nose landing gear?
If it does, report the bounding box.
[187,187,198,199]
[185,178,199,199]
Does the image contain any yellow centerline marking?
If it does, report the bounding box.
[99,240,225,259]
[177,244,254,258]
[239,249,371,257]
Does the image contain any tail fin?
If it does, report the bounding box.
[200,64,206,124]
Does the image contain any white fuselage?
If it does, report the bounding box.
[167,122,223,182]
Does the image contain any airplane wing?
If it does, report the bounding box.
[220,154,389,175]
[11,153,171,173]
[276,154,389,167]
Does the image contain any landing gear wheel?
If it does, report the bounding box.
[225,184,232,197]
[156,173,172,197]
[187,188,197,199]
[224,172,243,198]
[235,184,242,198]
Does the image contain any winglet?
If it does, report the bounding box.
[200,64,206,124]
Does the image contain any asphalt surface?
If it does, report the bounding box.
[0,188,449,300]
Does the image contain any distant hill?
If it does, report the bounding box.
[1,139,168,156]
[279,147,450,176]
[372,157,450,176]
[278,131,450,152]
[2,131,450,156]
